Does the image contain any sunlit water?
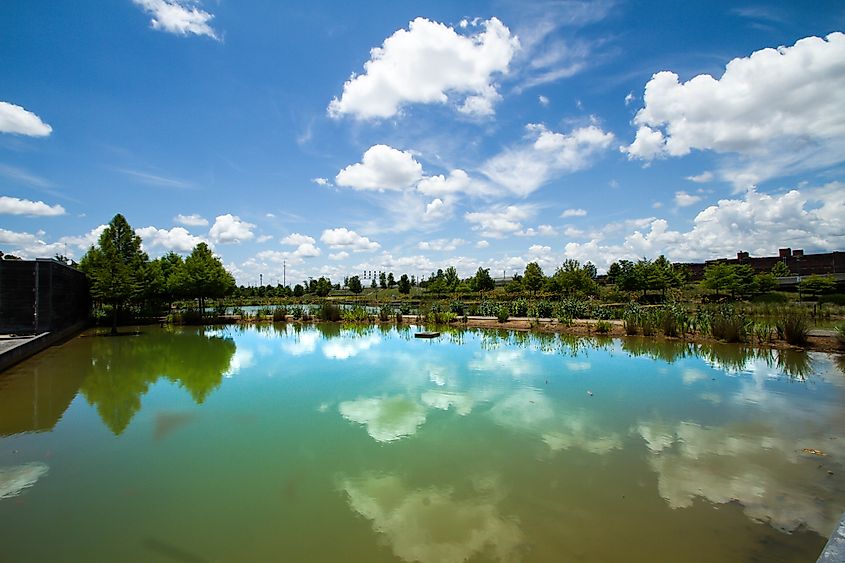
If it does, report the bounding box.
[1,324,844,562]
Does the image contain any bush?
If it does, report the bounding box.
[273,307,287,322]
[509,299,529,317]
[558,298,588,320]
[341,305,369,322]
[535,300,554,318]
[710,307,746,343]
[497,307,509,323]
[256,306,272,319]
[395,312,403,324]
[290,306,303,320]
[449,300,465,315]
[595,320,612,334]
[317,302,342,322]
[777,312,809,346]
[379,305,392,322]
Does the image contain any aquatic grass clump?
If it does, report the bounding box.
[709,307,746,343]
[289,306,303,320]
[497,307,509,323]
[342,306,369,322]
[777,312,809,346]
[272,307,287,322]
[378,305,392,322]
[317,302,342,322]
[595,320,612,334]
[836,323,845,349]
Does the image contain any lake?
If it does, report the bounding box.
[1,324,843,562]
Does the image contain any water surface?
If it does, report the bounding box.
[1,324,844,562]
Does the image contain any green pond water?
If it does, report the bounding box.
[1,324,844,562]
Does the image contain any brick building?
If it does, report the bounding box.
[676,249,845,280]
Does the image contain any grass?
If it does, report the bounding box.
[836,323,845,349]
[777,312,809,346]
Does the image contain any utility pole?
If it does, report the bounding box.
[260,273,263,286]
[283,260,286,287]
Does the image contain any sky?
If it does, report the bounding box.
[1,0,844,286]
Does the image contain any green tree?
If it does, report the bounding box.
[314,276,333,297]
[771,261,791,277]
[348,275,363,294]
[550,259,597,297]
[370,277,377,289]
[471,267,495,295]
[444,266,460,291]
[387,272,396,287]
[799,274,836,298]
[79,213,148,334]
[379,272,387,289]
[755,272,778,294]
[293,284,304,297]
[523,262,545,296]
[398,274,411,294]
[172,243,235,313]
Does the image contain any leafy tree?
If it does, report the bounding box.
[314,276,333,297]
[387,272,396,287]
[379,272,387,289]
[293,284,304,297]
[370,277,377,289]
[550,259,597,297]
[755,272,778,294]
[523,262,545,295]
[471,267,495,295]
[702,263,756,299]
[398,274,411,294]
[79,213,148,334]
[444,266,460,291]
[771,261,792,277]
[799,274,836,298]
[171,243,235,313]
[348,275,363,294]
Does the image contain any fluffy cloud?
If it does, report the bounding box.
[209,214,255,244]
[481,124,614,196]
[136,226,207,253]
[416,169,485,197]
[563,183,845,269]
[418,238,466,252]
[0,196,65,216]
[328,17,519,119]
[0,225,105,260]
[623,33,845,185]
[476,240,490,249]
[329,251,349,261]
[321,228,380,252]
[515,224,557,237]
[311,177,331,186]
[686,171,713,183]
[336,145,422,191]
[465,204,537,238]
[174,213,208,227]
[281,233,321,258]
[132,0,219,40]
[0,102,52,137]
[673,191,701,207]
[538,95,549,106]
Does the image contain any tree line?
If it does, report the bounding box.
[79,214,235,334]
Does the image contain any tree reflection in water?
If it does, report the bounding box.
[79,328,236,435]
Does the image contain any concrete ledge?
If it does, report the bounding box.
[0,322,86,373]
[818,511,845,562]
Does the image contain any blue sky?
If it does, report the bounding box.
[1,1,844,285]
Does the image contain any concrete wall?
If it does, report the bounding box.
[0,259,89,334]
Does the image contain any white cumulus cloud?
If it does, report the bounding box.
[336,145,422,191]
[174,213,208,227]
[281,233,321,259]
[418,238,466,252]
[321,228,380,252]
[674,191,702,207]
[623,33,845,185]
[328,17,519,119]
[465,204,538,238]
[133,0,219,40]
[209,214,255,244]
[0,102,52,137]
[136,226,207,253]
[0,196,64,216]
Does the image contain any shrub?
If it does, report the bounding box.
[290,306,303,320]
[510,299,529,317]
[273,307,287,322]
[777,312,809,346]
[318,302,342,322]
[558,298,588,320]
[449,300,465,315]
[341,306,369,322]
[623,314,639,335]
[395,312,403,324]
[640,313,656,337]
[379,305,392,322]
[256,306,272,319]
[535,300,554,318]
[595,320,612,334]
[497,307,510,323]
[752,321,772,344]
[710,307,746,343]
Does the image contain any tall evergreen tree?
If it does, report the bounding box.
[79,214,148,334]
[171,243,235,313]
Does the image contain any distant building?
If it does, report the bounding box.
[676,249,845,280]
